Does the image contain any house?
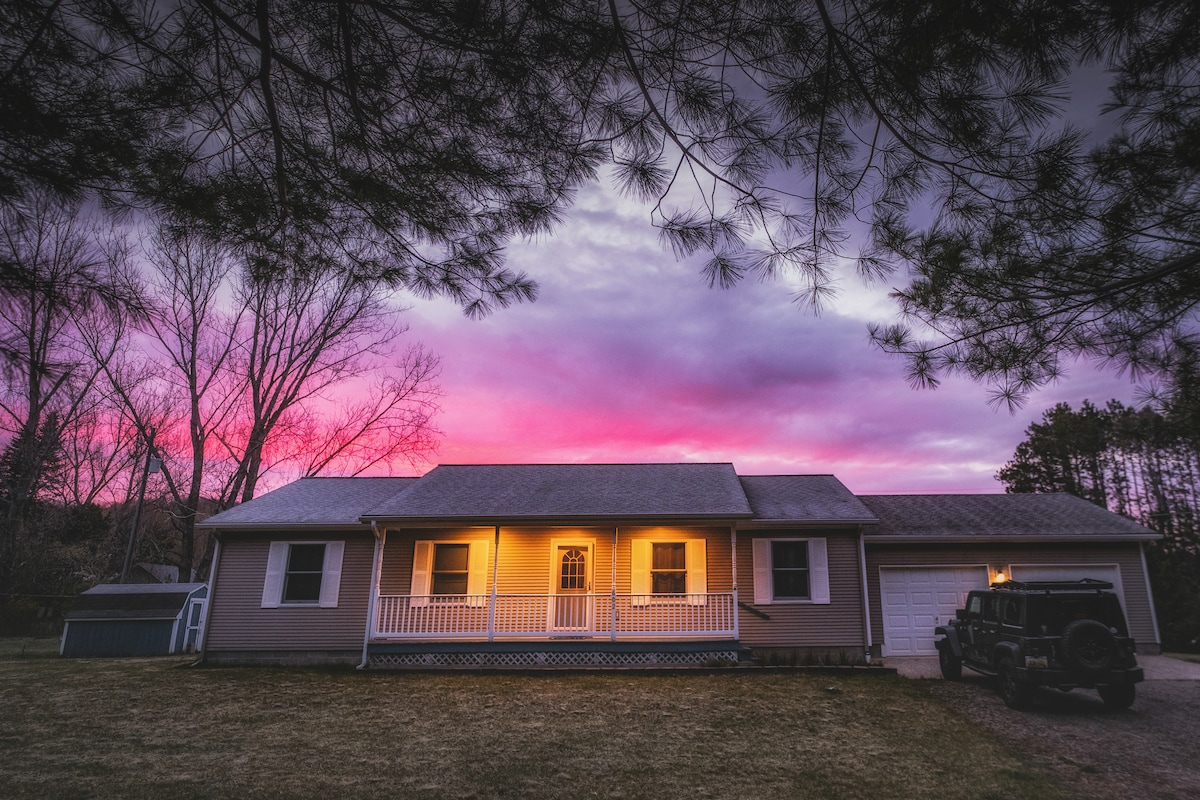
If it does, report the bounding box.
[196,464,1162,668]
[60,582,208,657]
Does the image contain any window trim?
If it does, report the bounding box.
[261,540,344,609]
[751,537,830,605]
[410,539,490,608]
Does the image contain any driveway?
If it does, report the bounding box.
[890,655,1200,800]
[885,653,1200,680]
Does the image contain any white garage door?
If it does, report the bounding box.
[1009,564,1124,609]
[880,567,989,656]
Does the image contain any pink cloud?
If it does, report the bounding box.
[400,184,1141,495]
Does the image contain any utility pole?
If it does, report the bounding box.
[120,427,160,583]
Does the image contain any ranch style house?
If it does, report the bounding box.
[196,463,1161,668]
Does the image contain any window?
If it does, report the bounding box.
[651,542,687,594]
[410,540,489,607]
[630,539,707,605]
[770,541,809,599]
[431,543,470,595]
[261,541,345,608]
[751,537,830,605]
[282,543,326,603]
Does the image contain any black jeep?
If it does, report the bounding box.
[934,579,1144,709]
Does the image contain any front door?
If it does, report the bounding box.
[551,543,593,632]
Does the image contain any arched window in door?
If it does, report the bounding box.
[560,547,587,590]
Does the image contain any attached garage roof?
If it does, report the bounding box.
[65,583,207,621]
[364,463,753,521]
[858,493,1159,542]
[739,475,876,525]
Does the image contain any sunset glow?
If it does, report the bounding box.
[402,184,1140,494]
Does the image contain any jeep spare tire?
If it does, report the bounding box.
[1060,618,1116,672]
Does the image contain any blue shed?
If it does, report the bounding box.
[60,583,208,657]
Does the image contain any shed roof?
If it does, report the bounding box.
[65,583,207,621]
[858,493,1159,541]
[200,476,416,528]
[739,475,876,525]
[365,463,753,521]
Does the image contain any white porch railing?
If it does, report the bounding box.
[374,593,737,639]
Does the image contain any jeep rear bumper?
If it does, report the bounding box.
[1016,666,1144,688]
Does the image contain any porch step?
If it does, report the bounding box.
[366,640,754,670]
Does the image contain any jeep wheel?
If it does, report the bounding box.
[998,656,1035,709]
[938,644,963,680]
[1060,618,1116,673]
[1098,683,1136,710]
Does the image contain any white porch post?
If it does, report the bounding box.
[731,528,740,642]
[359,523,386,669]
[488,526,500,642]
[611,527,619,642]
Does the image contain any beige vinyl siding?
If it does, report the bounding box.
[865,542,1159,652]
[204,533,374,652]
[737,530,866,650]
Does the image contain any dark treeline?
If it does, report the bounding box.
[999,390,1200,650]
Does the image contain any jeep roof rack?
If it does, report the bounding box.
[990,578,1115,593]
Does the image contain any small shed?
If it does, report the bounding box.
[60,583,208,657]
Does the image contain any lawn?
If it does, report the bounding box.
[0,639,1065,800]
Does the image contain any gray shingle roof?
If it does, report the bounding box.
[739,475,876,524]
[858,493,1159,540]
[365,463,753,520]
[199,477,417,528]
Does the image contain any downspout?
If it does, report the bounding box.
[488,526,500,642]
[858,526,873,663]
[358,522,386,670]
[731,528,739,642]
[195,536,222,658]
[611,527,619,642]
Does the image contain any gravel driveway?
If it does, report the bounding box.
[906,657,1200,800]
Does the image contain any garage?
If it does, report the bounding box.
[880,566,989,655]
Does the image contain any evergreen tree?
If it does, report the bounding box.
[1000,398,1200,650]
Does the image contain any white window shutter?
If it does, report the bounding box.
[809,538,830,604]
[261,541,288,608]
[630,539,651,606]
[467,539,490,606]
[686,539,707,605]
[410,540,433,608]
[319,541,344,608]
[752,538,772,604]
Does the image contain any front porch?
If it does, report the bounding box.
[367,524,741,658]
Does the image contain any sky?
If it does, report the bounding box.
[400,181,1142,495]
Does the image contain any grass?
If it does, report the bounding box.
[1165,651,1200,664]
[0,639,1068,800]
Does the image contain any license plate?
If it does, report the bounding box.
[1025,656,1048,668]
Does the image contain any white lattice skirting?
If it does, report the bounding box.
[368,648,741,669]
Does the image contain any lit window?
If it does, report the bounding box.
[410,540,490,607]
[651,543,687,594]
[431,543,470,595]
[631,539,707,605]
